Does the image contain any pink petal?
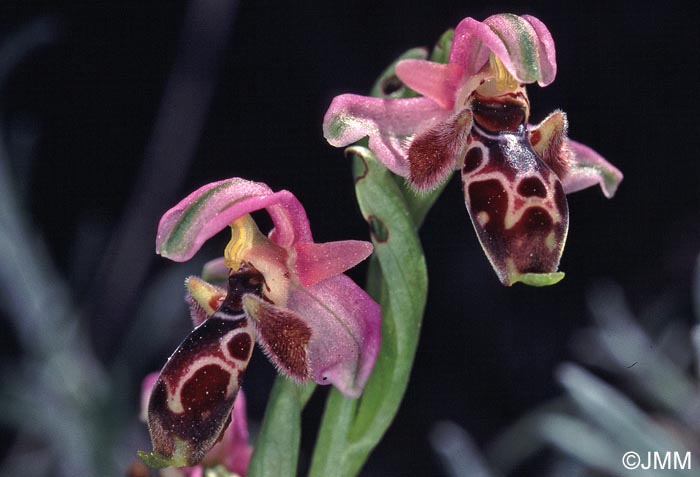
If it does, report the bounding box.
[323,94,452,176]
[450,14,557,86]
[184,468,203,477]
[394,60,463,109]
[227,391,253,473]
[139,372,159,422]
[157,178,313,262]
[563,140,623,198]
[293,240,374,287]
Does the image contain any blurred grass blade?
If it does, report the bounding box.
[537,413,623,475]
[429,421,493,477]
[557,364,689,454]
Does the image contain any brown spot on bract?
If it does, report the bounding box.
[530,129,541,146]
[227,333,252,361]
[462,147,483,174]
[380,74,403,95]
[368,215,389,243]
[180,364,231,415]
[352,155,369,184]
[517,177,547,198]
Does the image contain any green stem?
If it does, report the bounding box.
[253,29,454,477]
[247,378,315,477]
[307,31,454,477]
[308,148,434,477]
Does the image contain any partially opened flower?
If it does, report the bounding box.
[139,178,380,468]
[324,13,622,286]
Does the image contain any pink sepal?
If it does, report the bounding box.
[323,94,451,176]
[563,140,623,198]
[157,178,312,261]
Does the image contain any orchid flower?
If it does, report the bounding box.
[324,13,623,286]
[139,178,381,468]
[140,373,253,477]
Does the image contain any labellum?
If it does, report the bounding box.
[139,264,263,468]
[461,73,568,286]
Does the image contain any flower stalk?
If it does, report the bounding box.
[308,34,454,477]
[249,35,450,477]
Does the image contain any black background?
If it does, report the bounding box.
[1,1,699,476]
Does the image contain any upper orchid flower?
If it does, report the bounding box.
[139,177,381,468]
[324,13,623,286]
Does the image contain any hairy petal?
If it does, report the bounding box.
[185,276,225,326]
[408,108,473,191]
[243,295,312,381]
[562,140,623,198]
[246,275,381,398]
[294,240,374,287]
[394,59,463,109]
[323,94,451,176]
[450,14,556,86]
[157,178,312,261]
[529,110,570,179]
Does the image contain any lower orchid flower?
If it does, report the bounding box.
[324,13,623,286]
[138,178,381,468]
